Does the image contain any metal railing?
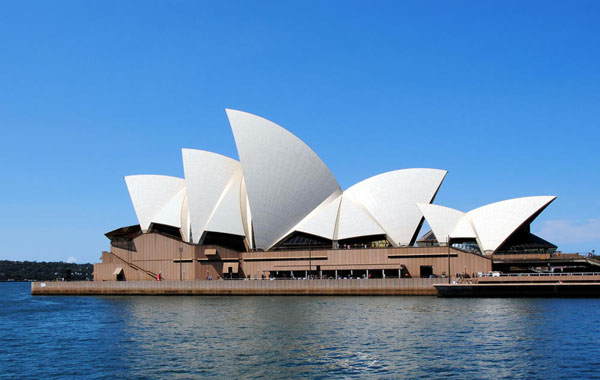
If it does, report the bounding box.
[483,272,600,278]
[106,251,158,280]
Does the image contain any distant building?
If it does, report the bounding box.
[94,110,556,281]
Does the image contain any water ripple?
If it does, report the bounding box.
[2,283,600,379]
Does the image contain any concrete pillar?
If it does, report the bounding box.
[366,269,369,279]
[335,270,338,279]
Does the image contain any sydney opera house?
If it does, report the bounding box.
[93,110,557,281]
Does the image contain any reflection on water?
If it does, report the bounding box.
[2,282,600,379]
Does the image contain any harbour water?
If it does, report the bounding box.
[2,282,600,379]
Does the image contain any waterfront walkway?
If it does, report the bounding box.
[31,278,445,296]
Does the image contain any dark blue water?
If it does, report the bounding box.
[2,282,600,379]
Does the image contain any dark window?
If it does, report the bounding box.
[273,232,332,251]
[420,265,433,278]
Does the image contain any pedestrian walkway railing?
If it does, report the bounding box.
[487,272,600,278]
[106,251,158,280]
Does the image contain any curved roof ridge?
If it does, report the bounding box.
[344,168,447,191]
[181,148,239,164]
[467,195,556,214]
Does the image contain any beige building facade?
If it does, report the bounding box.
[94,232,491,282]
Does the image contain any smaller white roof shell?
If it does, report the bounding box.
[124,175,187,232]
[182,149,244,244]
[180,193,191,242]
[240,178,253,249]
[416,204,464,244]
[417,195,556,254]
[335,195,386,241]
[344,169,447,246]
[152,187,187,229]
[468,195,556,253]
[293,192,343,240]
[204,166,245,236]
[450,216,477,239]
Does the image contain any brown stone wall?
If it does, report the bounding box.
[94,233,490,282]
[241,246,490,279]
[34,278,447,296]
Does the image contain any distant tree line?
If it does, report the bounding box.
[0,260,93,281]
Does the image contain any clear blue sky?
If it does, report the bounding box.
[1,0,599,263]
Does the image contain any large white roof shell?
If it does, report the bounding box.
[124,175,187,232]
[227,109,341,250]
[344,169,447,246]
[468,195,556,253]
[182,149,244,244]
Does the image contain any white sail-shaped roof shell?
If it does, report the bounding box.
[152,187,187,229]
[204,166,245,236]
[416,204,464,244]
[240,178,253,250]
[182,149,245,244]
[293,192,343,240]
[180,193,191,242]
[227,109,341,250]
[450,216,477,238]
[344,169,447,246]
[124,175,187,232]
[467,196,556,254]
[335,195,386,240]
[417,196,556,254]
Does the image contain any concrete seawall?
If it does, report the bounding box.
[435,282,600,298]
[31,278,446,296]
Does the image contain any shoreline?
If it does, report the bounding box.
[30,273,600,297]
